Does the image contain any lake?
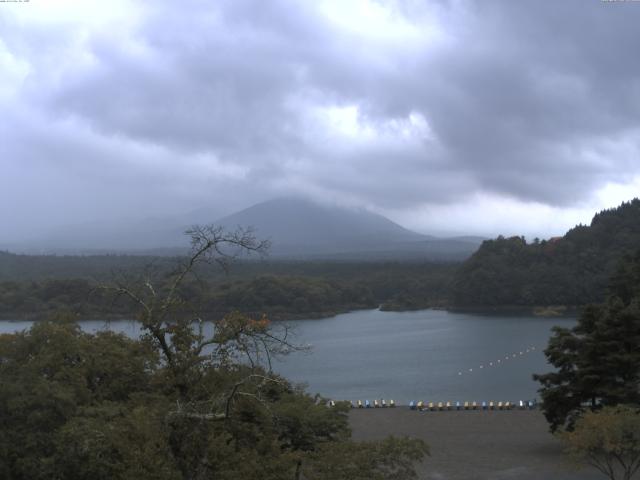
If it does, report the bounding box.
[1,309,575,404]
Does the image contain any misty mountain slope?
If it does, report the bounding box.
[4,197,483,260]
[5,207,226,254]
[215,197,482,260]
[216,198,427,252]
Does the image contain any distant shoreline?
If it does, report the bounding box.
[0,304,581,323]
[447,304,580,318]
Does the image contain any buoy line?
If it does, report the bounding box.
[456,345,538,377]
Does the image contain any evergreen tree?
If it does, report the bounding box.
[534,251,640,431]
[452,199,640,307]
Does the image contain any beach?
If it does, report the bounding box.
[350,408,604,480]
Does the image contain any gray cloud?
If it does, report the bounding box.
[1,0,640,239]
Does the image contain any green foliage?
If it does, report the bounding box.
[0,315,427,480]
[0,262,457,320]
[452,199,640,307]
[206,275,376,317]
[560,405,640,480]
[0,318,160,479]
[53,403,180,480]
[0,227,428,479]
[534,251,640,432]
[303,436,429,480]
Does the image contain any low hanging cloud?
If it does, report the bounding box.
[1,0,640,238]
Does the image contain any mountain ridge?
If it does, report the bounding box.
[215,197,428,251]
[4,197,483,260]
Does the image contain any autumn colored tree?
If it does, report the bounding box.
[561,406,640,480]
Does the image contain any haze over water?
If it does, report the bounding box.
[2,309,574,404]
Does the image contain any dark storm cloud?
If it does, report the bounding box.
[2,0,640,238]
[413,1,640,203]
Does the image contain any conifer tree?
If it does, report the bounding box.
[534,251,640,431]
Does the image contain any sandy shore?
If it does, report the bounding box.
[349,408,604,480]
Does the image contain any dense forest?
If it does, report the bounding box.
[451,199,640,308]
[0,254,455,320]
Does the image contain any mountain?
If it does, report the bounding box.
[215,197,481,260]
[450,198,640,307]
[216,197,426,248]
[4,197,483,260]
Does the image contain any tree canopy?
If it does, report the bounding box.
[0,226,428,479]
[452,199,640,307]
[534,250,640,432]
[560,405,640,480]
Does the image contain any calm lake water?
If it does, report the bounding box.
[1,309,575,404]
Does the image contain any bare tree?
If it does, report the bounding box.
[99,225,302,418]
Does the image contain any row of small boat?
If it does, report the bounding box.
[327,399,537,410]
[327,399,396,408]
[409,400,537,411]
[355,399,395,408]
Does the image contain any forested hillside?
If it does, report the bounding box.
[451,199,640,307]
[0,251,162,281]
[0,261,455,320]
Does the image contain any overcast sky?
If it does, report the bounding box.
[1,0,639,242]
